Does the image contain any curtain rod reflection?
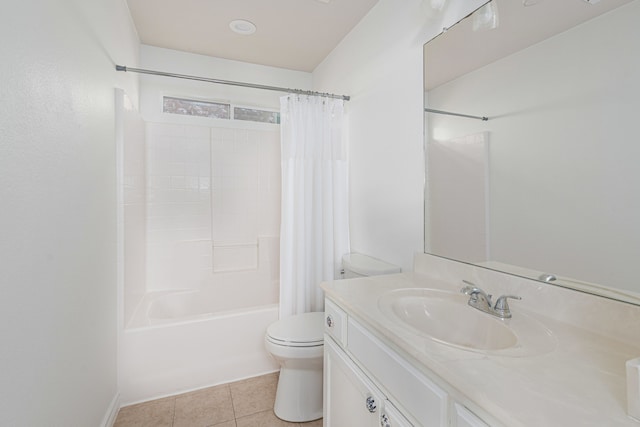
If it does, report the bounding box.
[424,107,489,121]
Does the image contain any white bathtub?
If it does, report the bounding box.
[145,282,278,325]
[118,290,279,405]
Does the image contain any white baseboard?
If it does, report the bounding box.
[101,392,120,427]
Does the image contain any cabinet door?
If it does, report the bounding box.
[324,336,384,427]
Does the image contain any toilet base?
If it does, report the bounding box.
[273,362,323,422]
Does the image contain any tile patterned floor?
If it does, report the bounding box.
[114,372,323,427]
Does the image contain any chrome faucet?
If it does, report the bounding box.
[461,280,521,319]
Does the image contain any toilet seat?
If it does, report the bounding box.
[266,312,324,347]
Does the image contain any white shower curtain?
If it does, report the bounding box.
[279,95,349,319]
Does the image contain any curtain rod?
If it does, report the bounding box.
[424,107,489,121]
[115,65,350,101]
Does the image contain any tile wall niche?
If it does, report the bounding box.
[144,122,280,305]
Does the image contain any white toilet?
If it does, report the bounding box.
[265,253,401,422]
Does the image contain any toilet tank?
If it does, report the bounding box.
[341,253,401,279]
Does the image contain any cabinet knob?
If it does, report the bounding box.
[380,413,391,427]
[366,395,377,413]
[326,315,334,328]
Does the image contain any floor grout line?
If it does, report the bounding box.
[229,383,238,424]
[171,395,176,427]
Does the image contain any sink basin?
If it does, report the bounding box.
[378,288,518,351]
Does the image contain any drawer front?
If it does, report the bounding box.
[381,400,414,427]
[324,299,348,346]
[347,317,448,427]
[453,403,489,427]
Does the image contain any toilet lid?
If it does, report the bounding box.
[342,253,401,276]
[267,312,325,346]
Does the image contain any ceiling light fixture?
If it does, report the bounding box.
[472,1,499,31]
[229,19,257,35]
[429,0,447,11]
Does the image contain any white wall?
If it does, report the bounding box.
[0,0,139,425]
[312,0,486,272]
[426,2,640,292]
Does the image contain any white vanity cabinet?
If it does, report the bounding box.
[324,336,412,427]
[323,298,491,427]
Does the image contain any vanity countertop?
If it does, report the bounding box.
[321,270,640,427]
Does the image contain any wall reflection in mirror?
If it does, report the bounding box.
[423,0,640,304]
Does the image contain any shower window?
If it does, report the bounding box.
[163,96,231,119]
[162,96,279,124]
[234,107,280,124]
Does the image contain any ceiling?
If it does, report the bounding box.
[126,0,379,73]
[424,0,633,90]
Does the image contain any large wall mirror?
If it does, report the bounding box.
[423,0,640,305]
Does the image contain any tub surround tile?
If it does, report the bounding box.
[144,123,280,293]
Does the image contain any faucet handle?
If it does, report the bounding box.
[461,280,492,306]
[461,280,480,294]
[493,295,522,319]
[460,280,478,295]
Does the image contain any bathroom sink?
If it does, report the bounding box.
[378,288,519,351]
